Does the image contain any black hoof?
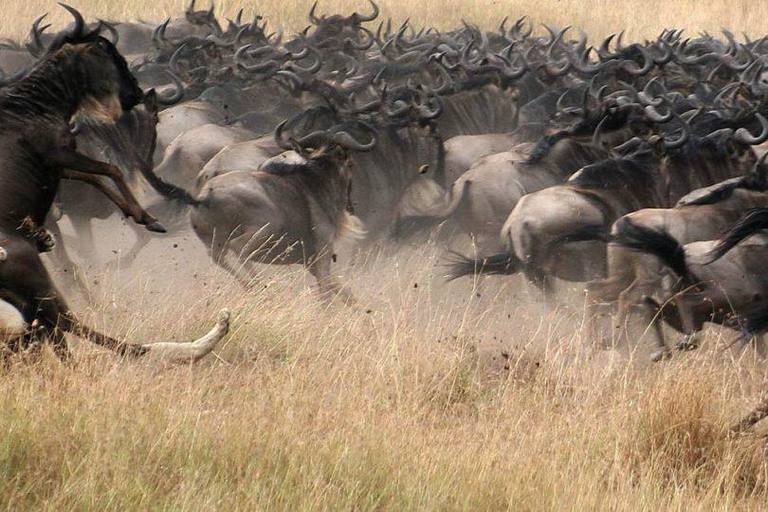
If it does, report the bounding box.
[145,221,167,234]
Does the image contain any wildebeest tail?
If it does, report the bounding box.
[708,208,768,262]
[140,164,200,206]
[544,223,613,257]
[733,299,768,338]
[443,251,520,281]
[733,299,768,337]
[614,218,693,285]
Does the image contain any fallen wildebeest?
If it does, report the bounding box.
[0,6,229,362]
[191,119,376,302]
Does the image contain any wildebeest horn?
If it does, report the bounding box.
[417,92,443,120]
[235,44,279,74]
[58,3,85,38]
[663,116,691,149]
[100,20,119,45]
[621,45,653,76]
[354,0,380,22]
[26,14,50,57]
[592,115,610,149]
[347,26,375,50]
[644,104,673,123]
[289,45,323,73]
[156,71,184,105]
[309,1,321,24]
[638,77,664,106]
[274,120,294,150]
[735,113,768,145]
[328,122,378,151]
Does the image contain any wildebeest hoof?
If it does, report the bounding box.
[650,349,672,363]
[145,221,167,233]
[676,333,700,351]
[36,230,56,253]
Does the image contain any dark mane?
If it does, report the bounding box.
[262,161,314,176]
[527,107,633,164]
[682,171,767,206]
[568,148,655,191]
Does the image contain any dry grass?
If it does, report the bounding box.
[1,0,768,42]
[0,234,765,509]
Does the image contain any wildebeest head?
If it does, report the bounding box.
[48,4,143,122]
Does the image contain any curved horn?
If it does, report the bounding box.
[140,309,230,364]
[100,20,119,45]
[354,0,379,22]
[58,3,85,38]
[638,77,664,106]
[27,14,49,55]
[621,45,653,76]
[644,104,673,123]
[663,117,691,149]
[156,71,184,105]
[735,113,768,145]
[274,120,295,150]
[308,1,321,24]
[592,115,610,149]
[235,44,279,73]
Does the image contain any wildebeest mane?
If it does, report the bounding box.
[568,150,655,191]
[527,107,633,163]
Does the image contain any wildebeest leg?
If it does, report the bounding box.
[638,297,671,362]
[56,157,164,232]
[524,267,555,306]
[584,278,625,347]
[206,241,257,289]
[307,252,355,304]
[672,295,708,352]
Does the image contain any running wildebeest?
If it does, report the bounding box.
[584,152,768,345]
[0,6,229,362]
[191,119,377,302]
[612,215,768,361]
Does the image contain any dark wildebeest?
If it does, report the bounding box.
[612,215,768,361]
[0,8,228,362]
[191,120,376,302]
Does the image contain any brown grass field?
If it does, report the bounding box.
[1,0,768,509]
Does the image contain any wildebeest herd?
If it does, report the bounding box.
[3,2,768,429]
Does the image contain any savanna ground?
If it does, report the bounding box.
[2,0,768,509]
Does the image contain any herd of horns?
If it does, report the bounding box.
[4,2,768,430]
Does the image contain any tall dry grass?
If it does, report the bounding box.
[0,237,765,509]
[1,0,767,42]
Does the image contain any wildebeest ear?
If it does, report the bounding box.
[647,134,664,152]
[143,90,158,114]
[288,137,306,156]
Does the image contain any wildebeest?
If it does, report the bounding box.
[0,7,228,362]
[190,120,376,301]
[446,113,767,298]
[585,153,768,345]
[612,215,768,361]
